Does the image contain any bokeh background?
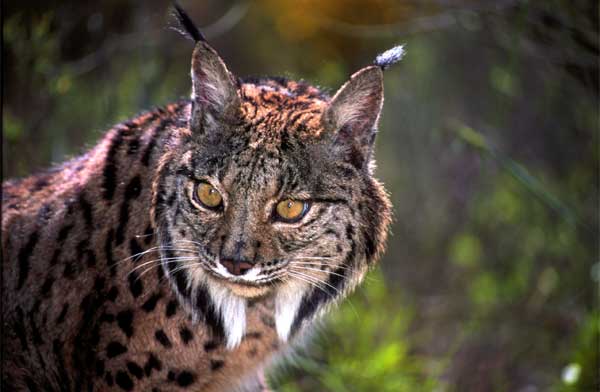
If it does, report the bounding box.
[3,1,599,390]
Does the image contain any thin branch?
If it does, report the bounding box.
[60,1,250,77]
[314,0,523,38]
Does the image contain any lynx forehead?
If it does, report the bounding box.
[241,79,328,142]
[2,5,402,391]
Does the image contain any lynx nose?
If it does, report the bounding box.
[220,260,253,276]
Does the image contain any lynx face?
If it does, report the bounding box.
[152,40,398,348]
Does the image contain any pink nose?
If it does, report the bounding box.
[220,260,253,276]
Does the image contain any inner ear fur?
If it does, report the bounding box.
[322,66,384,169]
[190,41,241,135]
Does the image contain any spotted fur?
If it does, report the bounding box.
[2,7,400,391]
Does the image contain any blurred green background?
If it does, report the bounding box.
[3,0,598,390]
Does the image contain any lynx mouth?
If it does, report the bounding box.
[207,272,276,298]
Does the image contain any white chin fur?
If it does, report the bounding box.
[206,283,247,349]
[201,276,308,349]
[274,281,306,342]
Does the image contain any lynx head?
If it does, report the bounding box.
[151,5,402,349]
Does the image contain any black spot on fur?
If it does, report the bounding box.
[57,224,74,243]
[85,249,98,267]
[144,353,163,376]
[345,224,354,240]
[203,340,219,352]
[157,262,165,280]
[95,359,105,376]
[28,308,43,345]
[63,261,75,278]
[162,231,190,297]
[94,276,106,291]
[103,129,125,200]
[195,285,225,340]
[141,124,159,166]
[41,275,55,295]
[173,269,188,296]
[36,203,53,225]
[106,341,128,358]
[260,314,275,328]
[155,329,172,348]
[127,137,140,155]
[56,303,69,324]
[166,191,177,207]
[105,371,114,386]
[210,360,224,371]
[107,286,119,302]
[25,376,38,391]
[177,371,196,387]
[49,248,61,266]
[115,175,142,245]
[166,299,178,317]
[142,292,162,312]
[14,307,28,351]
[17,231,39,290]
[105,229,116,276]
[179,327,193,344]
[127,361,144,380]
[129,238,143,261]
[167,370,176,381]
[100,313,115,323]
[245,331,262,339]
[53,339,72,390]
[116,309,134,338]
[128,271,143,298]
[143,225,154,244]
[33,176,49,191]
[115,370,134,391]
[71,286,107,390]
[78,194,94,228]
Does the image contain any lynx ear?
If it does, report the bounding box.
[190,41,241,135]
[322,66,384,169]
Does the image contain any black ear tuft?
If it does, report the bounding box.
[373,45,405,70]
[172,2,206,42]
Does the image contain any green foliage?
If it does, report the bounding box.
[269,270,440,391]
[449,232,482,268]
[558,313,600,391]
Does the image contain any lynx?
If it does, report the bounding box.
[2,5,402,391]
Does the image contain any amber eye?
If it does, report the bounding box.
[275,199,310,223]
[195,182,223,210]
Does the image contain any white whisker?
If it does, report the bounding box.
[134,233,154,239]
[118,246,197,264]
[287,272,337,302]
[289,265,349,280]
[137,259,197,280]
[290,269,360,319]
[290,261,356,271]
[289,269,342,297]
[127,256,199,277]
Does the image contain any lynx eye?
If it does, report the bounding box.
[275,199,310,223]
[195,182,223,210]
